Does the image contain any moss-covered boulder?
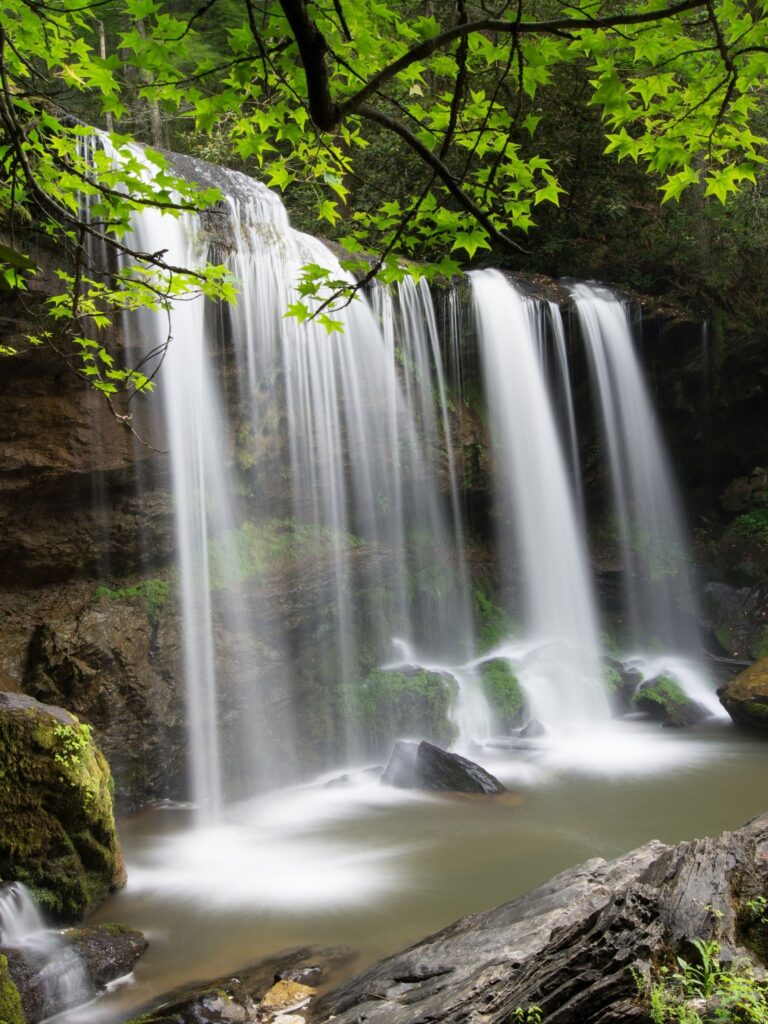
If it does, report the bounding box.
[0,954,24,1024]
[631,675,708,727]
[0,693,125,921]
[602,657,643,716]
[718,657,768,729]
[351,669,457,757]
[479,659,525,733]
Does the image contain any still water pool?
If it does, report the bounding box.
[74,719,768,1021]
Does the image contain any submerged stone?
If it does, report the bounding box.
[0,692,125,921]
[381,740,506,794]
[718,656,768,729]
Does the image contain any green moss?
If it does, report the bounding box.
[729,508,768,544]
[94,577,170,623]
[0,955,24,1024]
[632,675,689,710]
[755,628,768,660]
[480,660,525,732]
[474,589,519,652]
[349,669,457,756]
[0,701,125,922]
[603,665,623,694]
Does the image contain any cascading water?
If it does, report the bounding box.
[0,882,89,1020]
[100,141,494,808]
[571,283,722,713]
[470,270,610,728]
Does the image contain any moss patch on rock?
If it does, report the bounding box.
[351,669,457,756]
[718,657,768,730]
[480,660,525,732]
[631,675,706,727]
[0,954,24,1024]
[0,693,125,922]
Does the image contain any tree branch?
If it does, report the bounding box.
[338,0,706,119]
[357,103,525,253]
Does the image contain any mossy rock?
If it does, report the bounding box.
[718,657,768,730]
[602,657,643,716]
[349,669,457,757]
[0,954,24,1024]
[631,675,707,727]
[479,660,525,732]
[0,693,125,922]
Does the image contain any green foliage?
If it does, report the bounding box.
[512,1007,543,1024]
[729,510,768,544]
[95,576,170,622]
[1,0,767,366]
[480,659,525,732]
[647,939,768,1023]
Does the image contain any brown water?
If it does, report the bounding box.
[75,720,768,1022]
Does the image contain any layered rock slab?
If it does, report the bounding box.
[311,813,768,1024]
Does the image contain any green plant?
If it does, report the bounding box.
[512,1007,543,1024]
[729,510,768,545]
[647,938,768,1023]
[94,577,171,623]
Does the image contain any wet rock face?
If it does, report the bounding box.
[3,923,147,1024]
[0,692,125,921]
[718,657,768,729]
[381,740,506,794]
[312,814,768,1024]
[704,582,768,662]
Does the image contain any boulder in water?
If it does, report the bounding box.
[63,923,148,988]
[519,719,547,738]
[0,692,126,921]
[631,674,709,727]
[718,656,768,729]
[381,741,506,794]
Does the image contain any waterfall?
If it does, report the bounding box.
[0,882,89,1020]
[100,142,493,809]
[470,270,610,727]
[571,283,721,712]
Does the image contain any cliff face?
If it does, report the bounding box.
[1,241,766,811]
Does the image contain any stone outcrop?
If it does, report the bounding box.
[3,923,147,1024]
[718,656,768,728]
[310,813,768,1024]
[0,693,125,921]
[381,740,506,794]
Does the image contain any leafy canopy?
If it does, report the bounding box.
[1,0,767,393]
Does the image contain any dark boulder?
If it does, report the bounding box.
[64,923,148,988]
[381,740,506,794]
[2,923,146,1024]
